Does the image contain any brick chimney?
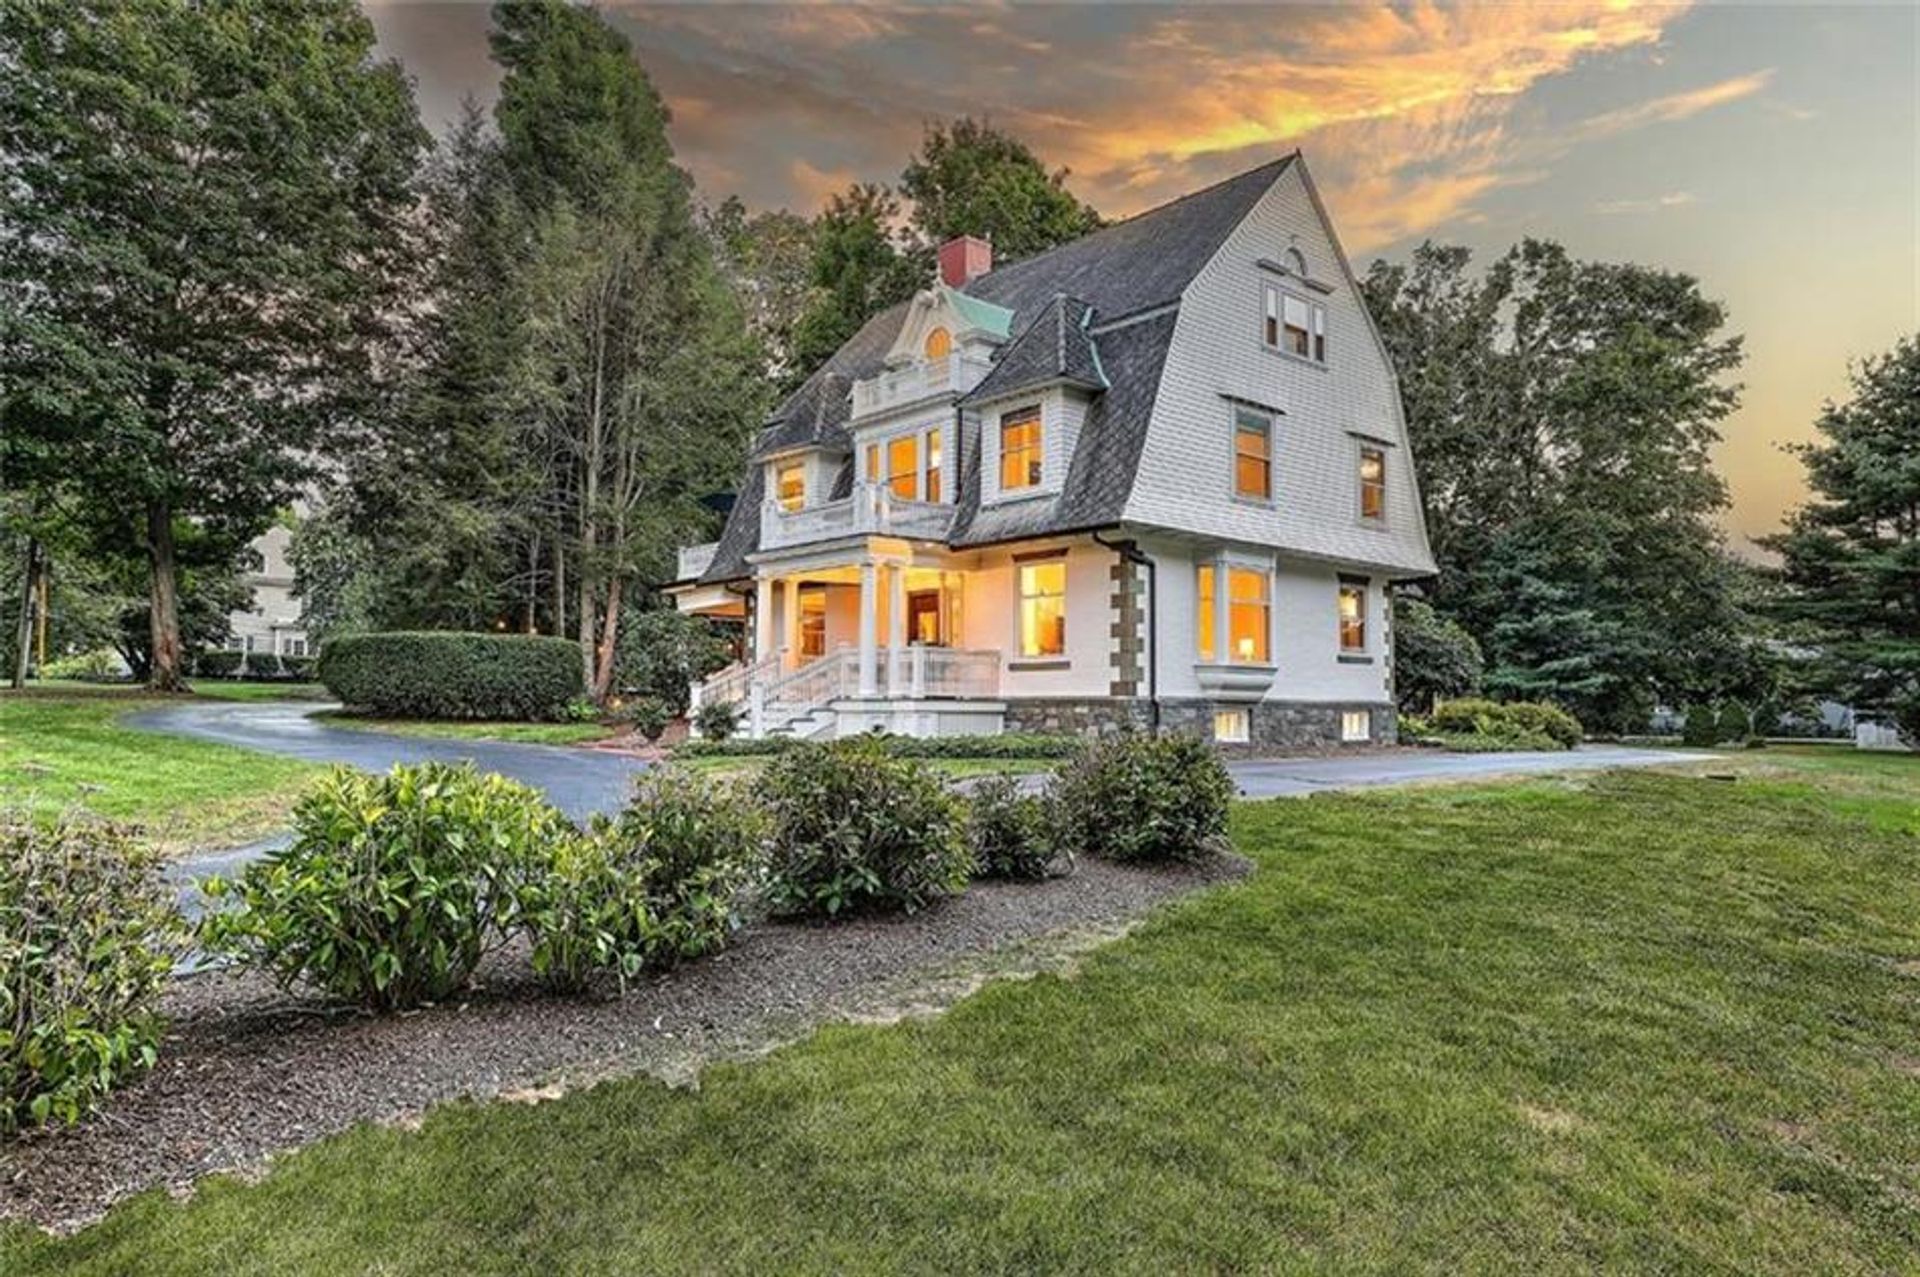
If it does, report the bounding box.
[938,235,992,288]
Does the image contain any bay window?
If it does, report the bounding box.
[1197,563,1272,664]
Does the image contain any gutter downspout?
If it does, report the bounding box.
[1092,530,1158,733]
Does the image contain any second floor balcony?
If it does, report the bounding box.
[761,482,954,552]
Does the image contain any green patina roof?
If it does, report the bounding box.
[941,285,1014,339]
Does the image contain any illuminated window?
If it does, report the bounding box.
[1017,559,1066,658]
[1359,446,1386,521]
[887,434,918,500]
[776,461,806,512]
[924,429,943,503]
[1214,709,1250,744]
[1339,581,1367,652]
[799,590,826,659]
[1000,407,1042,491]
[1263,283,1326,363]
[1197,564,1270,665]
[923,326,951,360]
[1234,409,1271,500]
[1341,709,1371,743]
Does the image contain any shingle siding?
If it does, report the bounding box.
[1122,162,1436,578]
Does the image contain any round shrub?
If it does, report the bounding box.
[201,763,569,1010]
[966,774,1068,881]
[1052,733,1228,860]
[627,697,671,743]
[1053,733,1233,864]
[318,631,584,721]
[2,813,183,1132]
[1392,598,1483,714]
[757,741,969,917]
[1680,703,1719,747]
[694,698,740,742]
[515,771,761,992]
[1715,702,1752,745]
[1432,698,1581,750]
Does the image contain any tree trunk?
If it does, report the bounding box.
[10,538,40,689]
[145,497,190,693]
[593,573,622,701]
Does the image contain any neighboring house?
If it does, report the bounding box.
[668,153,1437,745]
[221,521,311,662]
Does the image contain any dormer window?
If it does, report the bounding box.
[775,460,806,512]
[923,326,951,360]
[1000,406,1043,491]
[1359,445,1386,522]
[1263,283,1326,364]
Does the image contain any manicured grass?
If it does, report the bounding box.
[8,752,1917,1272]
[0,689,321,853]
[313,711,614,746]
[190,681,331,703]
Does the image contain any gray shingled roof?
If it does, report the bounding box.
[697,154,1294,583]
[958,294,1106,407]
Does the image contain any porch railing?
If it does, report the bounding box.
[760,482,954,551]
[701,646,1005,737]
[690,652,777,719]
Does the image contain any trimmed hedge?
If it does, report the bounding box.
[318,632,584,721]
[677,733,1084,760]
[1432,698,1582,750]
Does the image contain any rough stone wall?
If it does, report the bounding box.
[1004,697,1399,749]
[1108,547,1145,698]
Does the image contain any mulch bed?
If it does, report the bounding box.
[2,854,1248,1234]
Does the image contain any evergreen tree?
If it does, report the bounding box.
[0,0,426,690]
[1764,335,1920,743]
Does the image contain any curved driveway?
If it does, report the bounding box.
[130,700,650,826]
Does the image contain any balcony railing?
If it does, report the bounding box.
[849,352,992,421]
[676,541,718,580]
[761,482,955,551]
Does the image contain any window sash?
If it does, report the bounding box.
[887,435,918,500]
[925,429,943,504]
[777,463,805,512]
[1339,583,1367,651]
[1198,564,1270,664]
[1000,408,1043,491]
[1017,560,1066,657]
[1264,284,1326,363]
[1234,409,1271,500]
[1359,447,1386,520]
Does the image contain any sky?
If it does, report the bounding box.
[365,1,1919,550]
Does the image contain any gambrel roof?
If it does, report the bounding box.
[699,155,1297,583]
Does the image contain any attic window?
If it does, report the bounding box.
[923,327,952,360]
[1264,283,1326,364]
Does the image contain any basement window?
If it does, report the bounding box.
[1214,709,1250,744]
[1341,710,1371,743]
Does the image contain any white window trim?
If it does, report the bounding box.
[1012,552,1070,664]
[857,420,948,503]
[1261,280,1328,367]
[1214,708,1251,744]
[995,404,1046,500]
[1196,552,1277,668]
[1355,438,1388,527]
[1229,404,1276,507]
[1340,709,1372,743]
[1338,577,1371,657]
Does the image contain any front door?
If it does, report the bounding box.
[906,589,945,646]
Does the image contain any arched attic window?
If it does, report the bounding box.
[923,326,952,360]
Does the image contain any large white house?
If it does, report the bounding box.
[669,153,1437,746]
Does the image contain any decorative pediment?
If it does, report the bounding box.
[883,285,1014,369]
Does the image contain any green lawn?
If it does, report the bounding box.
[312,711,615,746]
[0,689,320,853]
[8,749,1917,1272]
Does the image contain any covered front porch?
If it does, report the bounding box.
[689,539,1004,739]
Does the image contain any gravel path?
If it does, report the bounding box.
[0,854,1246,1234]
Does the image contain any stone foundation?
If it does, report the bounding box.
[1004,697,1398,749]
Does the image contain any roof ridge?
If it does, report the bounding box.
[960,152,1296,293]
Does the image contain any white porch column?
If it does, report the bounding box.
[887,561,907,693]
[754,575,774,664]
[857,561,879,696]
[782,576,801,670]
